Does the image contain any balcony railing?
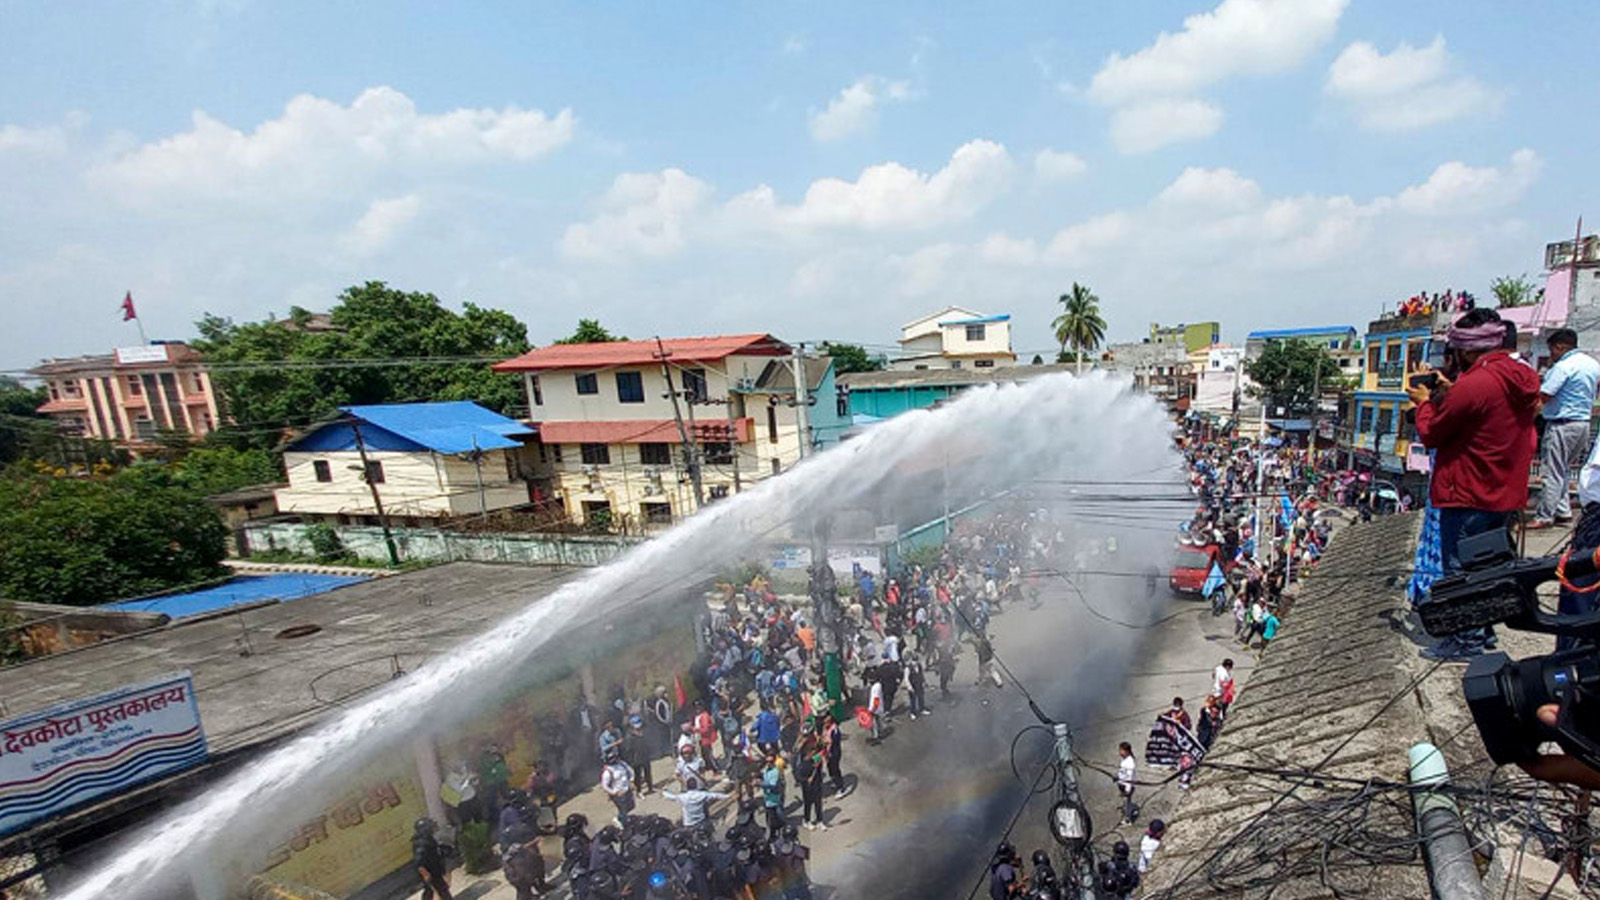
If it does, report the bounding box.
[1376,360,1405,388]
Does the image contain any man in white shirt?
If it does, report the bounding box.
[1212,658,1235,714]
[1532,329,1600,528]
[662,777,730,829]
[868,677,885,743]
[1138,820,1165,873]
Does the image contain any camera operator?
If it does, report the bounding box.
[1406,308,1540,660]
[1529,328,1600,531]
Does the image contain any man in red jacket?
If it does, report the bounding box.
[1408,308,1540,659]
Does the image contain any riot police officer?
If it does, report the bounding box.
[1096,840,1140,899]
[412,817,453,900]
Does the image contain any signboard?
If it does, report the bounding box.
[0,673,207,837]
[1406,444,1432,474]
[768,544,884,577]
[770,546,811,571]
[873,524,900,544]
[114,345,167,365]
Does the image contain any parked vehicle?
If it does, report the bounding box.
[1169,543,1228,596]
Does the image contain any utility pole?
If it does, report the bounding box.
[724,393,743,494]
[790,342,812,459]
[656,337,705,510]
[1310,355,1323,457]
[467,435,487,520]
[350,419,401,566]
[1569,216,1585,311]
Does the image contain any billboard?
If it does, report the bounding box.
[113,345,168,365]
[0,673,208,837]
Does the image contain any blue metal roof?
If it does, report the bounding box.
[286,402,530,455]
[938,314,1011,326]
[1246,326,1356,339]
[106,573,371,618]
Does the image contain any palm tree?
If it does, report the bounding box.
[1052,283,1107,376]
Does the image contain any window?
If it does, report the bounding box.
[682,368,708,403]
[641,501,673,525]
[1328,339,1339,350]
[580,443,611,465]
[965,323,986,342]
[364,461,385,484]
[615,371,645,403]
[134,417,156,440]
[125,376,142,395]
[62,381,80,397]
[1357,406,1374,434]
[531,375,543,406]
[576,373,599,395]
[640,442,672,465]
[708,485,730,501]
[1376,407,1394,437]
[550,444,563,463]
[950,360,963,369]
[703,442,734,465]
[771,458,781,476]
[975,359,995,368]
[836,388,849,417]
[767,405,779,442]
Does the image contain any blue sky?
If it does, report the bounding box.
[2,0,1595,370]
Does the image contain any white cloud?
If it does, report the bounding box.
[1395,148,1541,216]
[1109,99,1223,154]
[0,123,69,155]
[1043,212,1135,265]
[559,168,713,261]
[1157,167,1262,211]
[93,86,574,206]
[1326,37,1502,131]
[808,76,913,142]
[781,34,807,55]
[728,139,1014,231]
[344,194,421,255]
[1033,149,1087,184]
[1088,0,1348,105]
[891,243,961,297]
[979,233,1040,266]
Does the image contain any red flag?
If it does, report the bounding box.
[673,673,688,709]
[120,292,137,322]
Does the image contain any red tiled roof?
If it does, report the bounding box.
[36,398,87,414]
[493,334,788,372]
[538,418,752,444]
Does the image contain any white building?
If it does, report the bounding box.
[274,402,538,526]
[494,335,842,530]
[890,307,1016,371]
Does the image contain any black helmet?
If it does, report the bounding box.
[1032,850,1051,867]
[1113,840,1131,860]
[566,813,589,831]
[1148,819,1166,836]
[414,817,436,835]
[783,823,800,842]
[996,841,1015,859]
[598,825,620,844]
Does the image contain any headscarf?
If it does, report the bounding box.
[1445,318,1506,352]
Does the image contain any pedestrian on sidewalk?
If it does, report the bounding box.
[795,736,828,831]
[936,643,957,700]
[599,751,636,828]
[1212,659,1235,716]
[867,670,886,744]
[1531,328,1600,529]
[761,755,788,839]
[822,713,849,798]
[624,714,653,795]
[1138,820,1165,874]
[905,651,930,720]
[691,701,720,778]
[1116,742,1138,824]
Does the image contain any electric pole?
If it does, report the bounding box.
[656,337,705,510]
[350,419,401,566]
[790,342,812,460]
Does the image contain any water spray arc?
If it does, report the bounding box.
[56,372,1182,900]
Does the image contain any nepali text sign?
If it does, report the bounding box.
[0,672,207,837]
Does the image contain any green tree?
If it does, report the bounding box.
[1244,340,1343,416]
[163,446,284,496]
[0,467,228,606]
[1491,273,1538,308]
[554,318,625,344]
[0,377,49,465]
[1052,283,1107,375]
[194,282,531,449]
[820,342,884,374]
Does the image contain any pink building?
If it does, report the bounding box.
[30,343,221,448]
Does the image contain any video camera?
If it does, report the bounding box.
[1418,528,1600,771]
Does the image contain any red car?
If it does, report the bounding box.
[1169,543,1227,595]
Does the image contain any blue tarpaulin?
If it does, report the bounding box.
[286,401,531,454]
[105,573,370,618]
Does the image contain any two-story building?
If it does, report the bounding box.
[1347,315,1437,484]
[492,335,843,529]
[30,342,222,450]
[274,402,540,526]
[889,307,1016,371]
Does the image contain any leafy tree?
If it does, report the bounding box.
[194,282,531,449]
[0,466,228,606]
[1491,273,1538,308]
[554,318,625,344]
[1244,340,1344,415]
[1052,283,1107,376]
[163,446,284,496]
[820,342,885,374]
[0,377,49,464]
